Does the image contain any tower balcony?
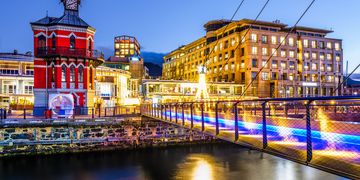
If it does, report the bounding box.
[36,47,104,64]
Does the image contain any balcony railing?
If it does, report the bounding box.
[36,47,104,60]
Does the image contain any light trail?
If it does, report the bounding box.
[162,111,360,150]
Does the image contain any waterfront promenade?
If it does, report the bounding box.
[0,116,215,157]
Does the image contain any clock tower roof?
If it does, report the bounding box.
[31,0,93,29]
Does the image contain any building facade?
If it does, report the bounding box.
[106,35,144,80]
[0,52,34,109]
[31,0,104,116]
[94,66,132,107]
[104,35,147,99]
[142,79,244,103]
[163,19,343,98]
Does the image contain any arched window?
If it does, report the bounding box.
[38,35,46,48]
[78,66,84,83]
[88,39,92,50]
[52,34,56,49]
[61,65,67,82]
[70,35,76,49]
[70,65,76,82]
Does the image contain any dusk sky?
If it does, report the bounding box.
[0,0,359,72]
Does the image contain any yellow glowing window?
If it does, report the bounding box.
[272,48,277,56]
[271,36,277,44]
[304,63,309,70]
[281,50,286,57]
[326,42,332,49]
[312,53,317,59]
[289,50,295,58]
[327,65,332,72]
[336,55,341,61]
[335,43,340,51]
[327,75,333,82]
[272,61,278,68]
[304,52,310,59]
[303,39,309,48]
[262,48,268,55]
[288,38,294,46]
[252,47,258,55]
[312,74,317,81]
[280,36,285,45]
[231,38,236,46]
[261,72,269,80]
[312,63,317,71]
[289,74,294,81]
[327,53,332,60]
[281,61,286,69]
[251,34,257,42]
[320,64,325,71]
[262,60,267,68]
[311,41,317,48]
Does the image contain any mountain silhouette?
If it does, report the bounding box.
[97,46,166,78]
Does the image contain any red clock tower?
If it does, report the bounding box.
[31,0,104,116]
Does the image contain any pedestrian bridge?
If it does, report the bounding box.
[141,96,360,179]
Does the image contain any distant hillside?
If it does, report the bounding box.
[142,52,166,66]
[351,73,360,80]
[96,47,165,77]
[142,52,166,77]
[144,62,162,77]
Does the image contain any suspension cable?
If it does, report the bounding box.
[207,0,271,84]
[240,0,316,97]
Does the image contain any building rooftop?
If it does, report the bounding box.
[285,26,333,34]
[239,18,288,28]
[31,10,93,29]
[0,51,34,62]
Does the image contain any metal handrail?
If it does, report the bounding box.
[142,95,360,179]
[151,95,360,105]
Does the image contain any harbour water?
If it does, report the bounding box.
[0,143,344,180]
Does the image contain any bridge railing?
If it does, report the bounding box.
[141,96,360,179]
[0,106,141,125]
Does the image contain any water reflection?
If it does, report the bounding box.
[0,144,345,180]
[193,159,213,180]
[176,154,214,180]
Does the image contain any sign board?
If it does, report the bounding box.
[302,82,318,87]
[49,94,74,118]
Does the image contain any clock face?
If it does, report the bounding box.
[65,0,78,10]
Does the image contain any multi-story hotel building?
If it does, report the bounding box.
[163,19,343,98]
[0,51,34,109]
